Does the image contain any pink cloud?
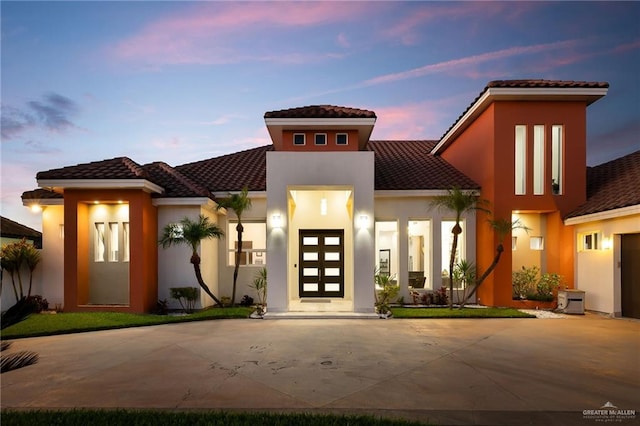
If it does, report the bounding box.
[370,99,457,141]
[108,2,379,67]
[361,39,584,86]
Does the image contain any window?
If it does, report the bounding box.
[314,133,327,145]
[580,232,600,251]
[94,223,105,262]
[408,220,431,289]
[515,125,527,195]
[442,220,465,288]
[293,133,305,145]
[375,221,398,287]
[227,221,266,266]
[552,125,563,194]
[336,133,348,145]
[109,222,119,261]
[530,236,544,251]
[123,222,130,262]
[533,125,545,195]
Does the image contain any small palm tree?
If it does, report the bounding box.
[430,188,489,308]
[159,215,224,307]
[216,187,252,306]
[459,218,530,307]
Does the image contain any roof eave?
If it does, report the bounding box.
[37,179,165,194]
[431,86,609,155]
[564,204,640,225]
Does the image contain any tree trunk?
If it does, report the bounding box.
[461,243,504,307]
[232,223,244,306]
[190,253,222,307]
[448,229,460,309]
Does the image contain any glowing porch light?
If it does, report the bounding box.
[320,198,328,215]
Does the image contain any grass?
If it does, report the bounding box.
[1,410,429,426]
[391,307,535,318]
[0,307,253,340]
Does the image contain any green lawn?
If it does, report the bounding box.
[1,410,429,426]
[391,307,535,318]
[1,307,253,340]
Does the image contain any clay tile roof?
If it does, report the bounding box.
[264,105,376,119]
[36,157,149,181]
[567,150,640,218]
[175,145,272,192]
[1,216,42,240]
[487,79,609,89]
[367,140,479,190]
[21,188,63,201]
[142,162,212,198]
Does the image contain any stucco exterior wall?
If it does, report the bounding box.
[266,151,375,313]
[573,212,640,315]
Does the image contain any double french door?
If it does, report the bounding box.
[299,230,344,297]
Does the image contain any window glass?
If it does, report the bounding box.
[123,222,130,262]
[315,133,327,145]
[515,125,526,195]
[408,220,431,289]
[109,222,119,262]
[336,133,348,145]
[375,221,398,285]
[552,125,563,194]
[94,223,105,262]
[228,221,266,266]
[533,125,545,195]
[441,220,465,288]
[293,133,305,145]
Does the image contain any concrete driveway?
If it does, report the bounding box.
[1,313,639,425]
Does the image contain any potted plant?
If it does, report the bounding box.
[374,272,399,318]
[249,267,267,318]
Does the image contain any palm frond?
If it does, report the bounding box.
[1,351,39,373]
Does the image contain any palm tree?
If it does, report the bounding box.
[159,215,224,307]
[216,187,252,306]
[459,218,530,307]
[430,188,489,308]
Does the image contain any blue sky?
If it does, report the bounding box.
[2,1,639,231]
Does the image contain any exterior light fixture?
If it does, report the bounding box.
[358,214,369,229]
[30,204,42,213]
[271,213,282,229]
[320,198,328,216]
[602,237,612,250]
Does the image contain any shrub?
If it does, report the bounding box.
[169,287,199,313]
[512,265,539,299]
[240,295,254,306]
[374,273,399,314]
[537,273,562,299]
[26,295,48,313]
[433,286,449,305]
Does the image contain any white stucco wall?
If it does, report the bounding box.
[266,151,375,313]
[572,211,640,316]
[157,204,221,310]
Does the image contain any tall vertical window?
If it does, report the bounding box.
[533,125,545,195]
[123,222,130,262]
[94,223,105,262]
[109,222,119,261]
[375,221,398,284]
[408,220,431,289]
[552,125,563,194]
[441,220,465,288]
[515,125,527,195]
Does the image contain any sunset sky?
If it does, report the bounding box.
[2,1,639,231]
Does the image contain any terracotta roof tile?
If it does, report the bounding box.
[264,105,376,119]
[21,188,63,200]
[567,150,640,218]
[487,79,609,89]
[36,157,149,181]
[367,140,479,190]
[176,145,272,192]
[142,162,212,198]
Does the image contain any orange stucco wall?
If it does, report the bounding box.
[440,100,588,306]
[63,188,158,313]
[281,130,360,151]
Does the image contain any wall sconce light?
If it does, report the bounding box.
[29,204,42,213]
[358,214,369,229]
[320,198,328,216]
[602,237,612,250]
[271,213,282,229]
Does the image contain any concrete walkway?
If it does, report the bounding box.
[2,313,639,425]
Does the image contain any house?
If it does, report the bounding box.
[19,79,639,318]
[1,216,42,248]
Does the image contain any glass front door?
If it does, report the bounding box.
[299,229,344,297]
